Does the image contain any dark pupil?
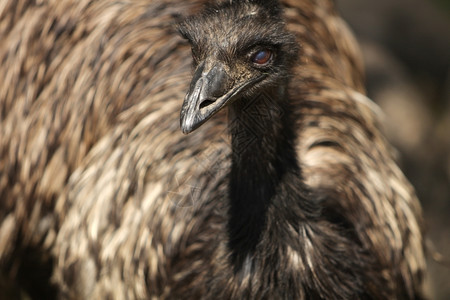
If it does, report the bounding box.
[253,50,271,64]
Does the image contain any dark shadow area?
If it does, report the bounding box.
[1,244,57,300]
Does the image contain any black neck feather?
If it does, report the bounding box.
[227,87,301,269]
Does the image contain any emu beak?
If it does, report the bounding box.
[180,61,232,134]
[180,61,265,134]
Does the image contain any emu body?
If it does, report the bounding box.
[0,0,426,299]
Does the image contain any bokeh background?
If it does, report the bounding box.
[336,0,450,298]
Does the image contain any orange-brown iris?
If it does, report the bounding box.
[252,50,272,65]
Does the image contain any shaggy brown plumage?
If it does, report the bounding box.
[0,0,426,299]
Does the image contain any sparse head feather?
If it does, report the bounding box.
[178,0,300,133]
[214,0,282,16]
[178,0,298,79]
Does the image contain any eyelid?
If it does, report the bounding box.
[247,42,277,55]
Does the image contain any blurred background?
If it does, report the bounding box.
[336,0,450,298]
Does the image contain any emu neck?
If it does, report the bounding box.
[227,87,300,269]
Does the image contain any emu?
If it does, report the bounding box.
[0,0,426,299]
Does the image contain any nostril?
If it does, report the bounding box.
[199,98,216,109]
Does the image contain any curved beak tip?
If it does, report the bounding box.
[180,120,194,135]
[180,110,196,134]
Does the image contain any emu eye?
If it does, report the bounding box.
[251,49,272,65]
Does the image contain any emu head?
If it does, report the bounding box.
[179,0,298,134]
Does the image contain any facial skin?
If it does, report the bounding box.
[178,1,298,134]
